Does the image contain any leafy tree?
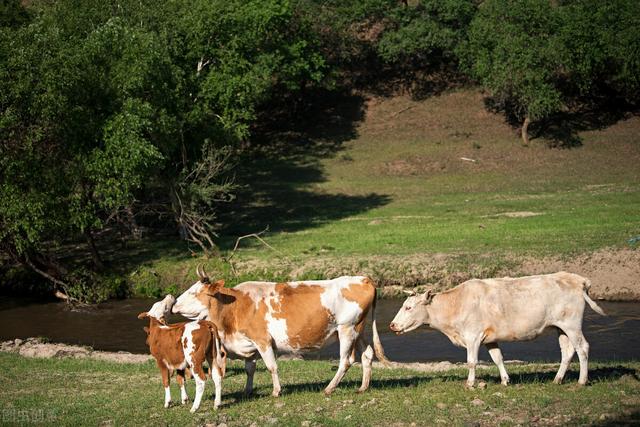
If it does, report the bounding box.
[461,0,565,145]
[559,0,640,103]
[377,0,476,67]
[0,0,327,301]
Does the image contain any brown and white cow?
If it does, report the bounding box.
[172,268,389,396]
[390,272,606,387]
[138,295,227,412]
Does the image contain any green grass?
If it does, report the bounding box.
[233,90,640,259]
[1,353,639,426]
[113,89,639,293]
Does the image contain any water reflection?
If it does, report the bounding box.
[0,298,638,362]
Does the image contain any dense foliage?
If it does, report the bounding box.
[461,0,640,144]
[0,0,326,301]
[1,0,638,301]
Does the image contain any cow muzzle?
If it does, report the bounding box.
[389,322,403,334]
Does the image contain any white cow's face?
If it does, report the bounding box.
[147,294,176,321]
[172,281,209,320]
[389,292,432,334]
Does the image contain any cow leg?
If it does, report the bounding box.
[324,325,357,395]
[176,369,189,404]
[190,367,207,413]
[158,364,172,408]
[485,343,509,385]
[465,339,481,388]
[244,359,257,396]
[554,329,576,384]
[356,337,374,393]
[562,328,590,385]
[257,346,281,397]
[210,363,223,409]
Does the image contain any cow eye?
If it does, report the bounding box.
[405,306,412,311]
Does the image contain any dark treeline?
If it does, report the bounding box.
[1,0,638,302]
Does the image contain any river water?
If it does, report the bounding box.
[0,297,638,362]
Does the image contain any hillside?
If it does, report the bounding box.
[124,89,640,299]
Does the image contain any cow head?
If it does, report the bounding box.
[172,265,225,319]
[389,289,434,334]
[138,294,176,322]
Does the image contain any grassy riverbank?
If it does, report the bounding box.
[5,89,637,301]
[1,352,638,426]
[110,89,640,300]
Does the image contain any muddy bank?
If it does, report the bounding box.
[1,337,549,374]
[519,248,640,301]
[234,248,640,300]
[0,337,152,363]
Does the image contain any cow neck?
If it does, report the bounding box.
[210,287,240,329]
[424,292,451,330]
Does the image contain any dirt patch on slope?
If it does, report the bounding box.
[519,248,640,300]
[0,337,152,363]
[233,248,640,300]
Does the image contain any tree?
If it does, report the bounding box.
[461,0,565,145]
[377,0,476,67]
[0,0,327,301]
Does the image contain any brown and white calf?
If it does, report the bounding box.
[172,268,389,396]
[138,295,227,412]
[390,272,606,387]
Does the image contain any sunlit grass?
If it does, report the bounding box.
[1,353,638,426]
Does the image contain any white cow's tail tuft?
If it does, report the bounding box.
[582,278,606,316]
[371,285,392,366]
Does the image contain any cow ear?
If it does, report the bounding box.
[137,312,149,319]
[209,279,225,292]
[419,289,435,305]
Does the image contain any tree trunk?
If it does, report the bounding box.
[85,229,104,270]
[521,116,530,146]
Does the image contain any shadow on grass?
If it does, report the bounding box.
[483,95,638,148]
[592,410,640,426]
[474,365,639,385]
[217,88,391,246]
[223,375,435,404]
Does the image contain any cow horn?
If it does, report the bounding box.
[201,265,209,279]
[403,289,417,296]
[196,264,204,279]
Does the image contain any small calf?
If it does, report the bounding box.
[138,295,227,412]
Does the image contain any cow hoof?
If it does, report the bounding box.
[272,391,280,397]
[553,378,563,385]
[356,387,368,394]
[324,389,334,396]
[189,407,198,414]
[464,383,475,390]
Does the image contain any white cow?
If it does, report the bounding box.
[390,272,606,387]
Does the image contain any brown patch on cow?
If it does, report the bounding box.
[188,324,208,380]
[183,337,188,349]
[272,283,333,350]
[341,280,376,311]
[146,318,189,371]
[203,286,271,351]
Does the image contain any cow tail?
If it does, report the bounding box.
[372,286,392,366]
[205,321,226,376]
[582,278,606,316]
